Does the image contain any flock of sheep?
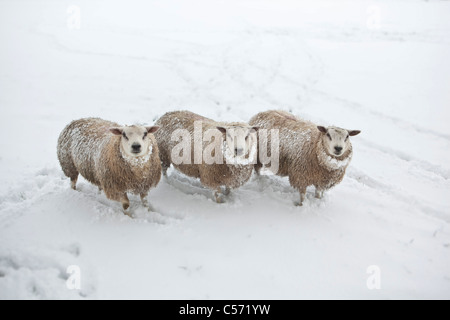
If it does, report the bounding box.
[57,110,361,215]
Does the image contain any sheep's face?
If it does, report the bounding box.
[110,125,160,158]
[217,125,259,158]
[317,126,361,157]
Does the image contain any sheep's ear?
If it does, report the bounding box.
[146,126,160,134]
[217,127,227,134]
[317,126,327,134]
[110,127,123,135]
[348,130,361,136]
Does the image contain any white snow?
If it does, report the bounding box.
[1,0,450,299]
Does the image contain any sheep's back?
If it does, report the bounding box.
[156,111,214,153]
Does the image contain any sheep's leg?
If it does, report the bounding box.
[295,188,307,206]
[315,187,324,199]
[140,194,149,207]
[161,157,170,177]
[222,186,231,196]
[158,147,171,178]
[214,189,225,204]
[70,175,78,190]
[121,193,131,216]
[141,193,156,212]
[254,163,263,176]
[162,165,169,177]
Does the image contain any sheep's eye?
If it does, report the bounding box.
[326,133,332,140]
[143,132,148,139]
[245,135,249,141]
[345,135,349,141]
[122,132,128,140]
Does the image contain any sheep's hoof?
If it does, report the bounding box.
[215,195,225,204]
[295,201,303,207]
[216,197,225,204]
[214,190,226,203]
[123,210,133,218]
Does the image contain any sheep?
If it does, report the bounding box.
[154,111,258,203]
[249,110,361,206]
[57,118,161,214]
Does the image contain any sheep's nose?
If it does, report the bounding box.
[132,144,142,152]
[334,146,343,153]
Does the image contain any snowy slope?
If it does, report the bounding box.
[0,0,449,299]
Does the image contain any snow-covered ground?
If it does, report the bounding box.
[1,0,450,299]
